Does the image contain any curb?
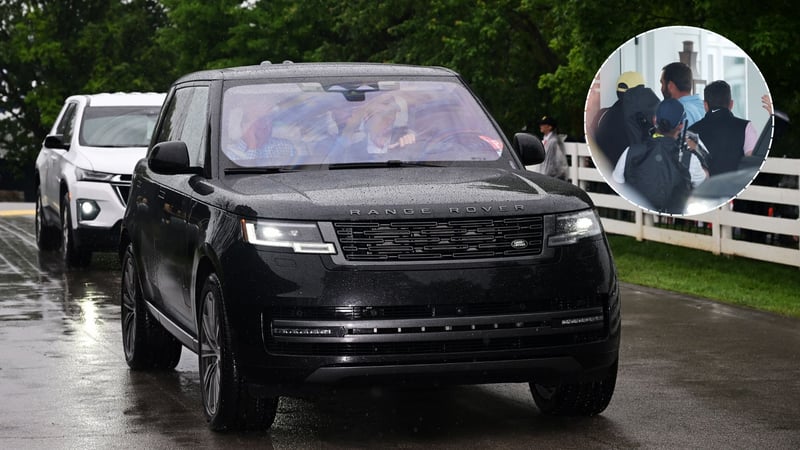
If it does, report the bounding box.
[0,209,35,217]
[0,202,35,217]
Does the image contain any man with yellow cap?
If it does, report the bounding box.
[593,71,659,167]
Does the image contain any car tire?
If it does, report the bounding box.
[35,187,60,251]
[60,193,92,267]
[198,273,278,431]
[529,360,617,416]
[121,244,182,370]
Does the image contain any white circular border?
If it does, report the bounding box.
[584,25,774,217]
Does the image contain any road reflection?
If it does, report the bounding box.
[0,218,117,330]
[34,251,121,335]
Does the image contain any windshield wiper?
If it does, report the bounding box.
[224,167,301,175]
[327,160,442,170]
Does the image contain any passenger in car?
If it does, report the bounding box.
[225,101,297,165]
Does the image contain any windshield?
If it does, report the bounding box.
[80,106,161,147]
[220,80,507,169]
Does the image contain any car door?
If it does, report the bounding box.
[42,101,79,216]
[169,84,210,331]
[142,84,210,331]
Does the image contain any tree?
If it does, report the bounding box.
[541,0,799,156]
[308,0,567,137]
[3,0,797,192]
[0,0,170,192]
[154,0,568,137]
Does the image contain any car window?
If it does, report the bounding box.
[220,80,506,168]
[80,106,161,147]
[155,86,209,166]
[56,102,79,141]
[181,87,209,166]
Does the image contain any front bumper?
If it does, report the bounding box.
[71,179,129,251]
[219,235,620,395]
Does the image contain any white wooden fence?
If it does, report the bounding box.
[545,142,800,269]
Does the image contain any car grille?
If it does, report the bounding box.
[333,216,544,261]
[265,297,608,357]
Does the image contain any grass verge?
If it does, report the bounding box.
[607,234,800,319]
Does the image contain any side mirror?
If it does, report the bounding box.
[44,134,69,150]
[148,141,201,175]
[512,132,545,166]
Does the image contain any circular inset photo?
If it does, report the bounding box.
[585,26,773,216]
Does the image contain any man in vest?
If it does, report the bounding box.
[689,80,758,176]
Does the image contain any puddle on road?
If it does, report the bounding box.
[0,215,122,334]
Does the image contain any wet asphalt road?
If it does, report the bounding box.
[1,205,799,449]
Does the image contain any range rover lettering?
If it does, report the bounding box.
[120,62,621,431]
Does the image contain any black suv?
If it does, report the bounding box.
[120,62,620,431]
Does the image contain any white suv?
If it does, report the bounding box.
[35,92,165,266]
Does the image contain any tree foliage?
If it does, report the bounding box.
[1,0,797,189]
[542,0,799,156]
[0,0,169,181]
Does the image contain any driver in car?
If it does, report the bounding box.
[333,94,417,162]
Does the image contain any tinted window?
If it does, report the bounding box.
[180,87,209,166]
[155,86,209,166]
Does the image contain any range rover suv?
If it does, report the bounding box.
[34,92,165,266]
[120,62,620,431]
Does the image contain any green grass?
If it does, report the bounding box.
[607,234,800,319]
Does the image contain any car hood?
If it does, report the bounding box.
[213,167,594,221]
[73,146,147,175]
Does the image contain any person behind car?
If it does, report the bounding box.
[225,101,296,165]
[535,115,568,180]
[688,80,758,176]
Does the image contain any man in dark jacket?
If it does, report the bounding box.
[689,80,757,176]
[593,71,659,167]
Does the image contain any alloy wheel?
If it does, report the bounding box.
[121,255,138,361]
[200,290,222,417]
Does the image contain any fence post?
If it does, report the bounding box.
[714,206,725,256]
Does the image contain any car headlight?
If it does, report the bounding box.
[77,199,101,221]
[242,219,336,254]
[548,209,602,246]
[75,167,115,182]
